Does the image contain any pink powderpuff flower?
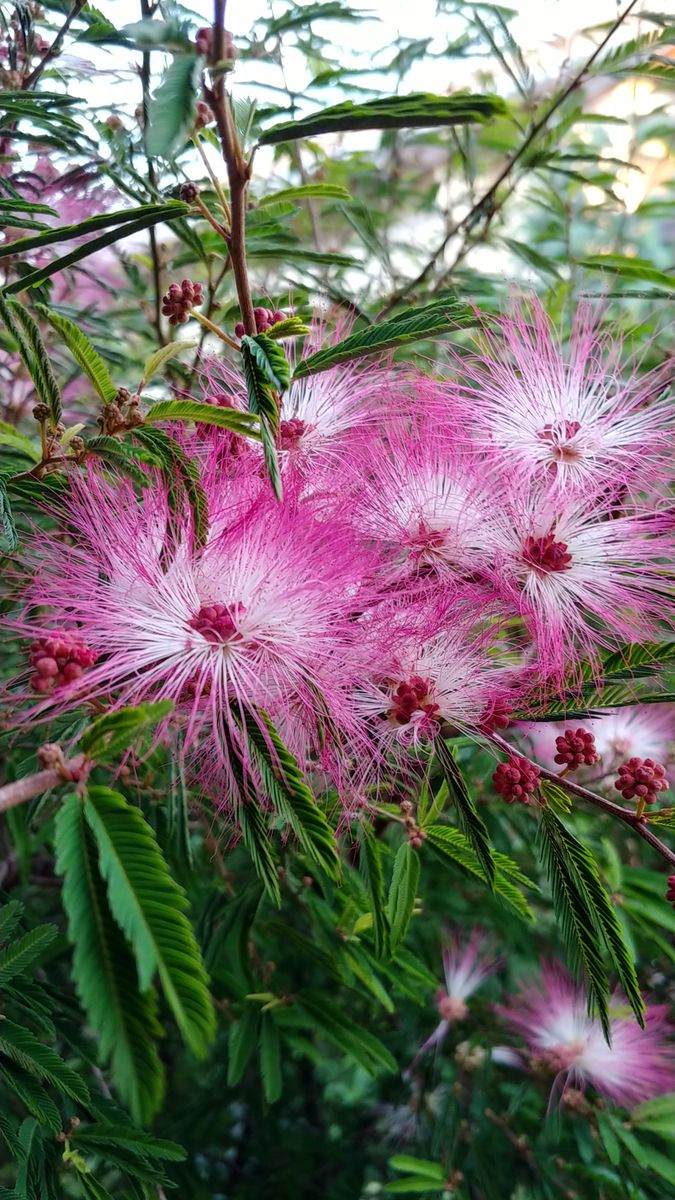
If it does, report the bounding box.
[345,410,504,586]
[456,297,674,499]
[413,931,500,1063]
[356,597,523,752]
[12,469,383,805]
[496,489,675,678]
[499,964,675,1108]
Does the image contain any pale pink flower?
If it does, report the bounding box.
[521,706,675,775]
[457,298,674,498]
[499,964,675,1107]
[13,469,382,804]
[414,931,500,1061]
[345,411,502,585]
[356,598,522,751]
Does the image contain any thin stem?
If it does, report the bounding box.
[0,769,66,814]
[205,0,256,335]
[190,308,240,349]
[192,134,231,219]
[490,732,675,869]
[140,0,165,346]
[378,0,640,316]
[24,0,87,89]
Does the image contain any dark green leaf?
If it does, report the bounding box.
[259,91,508,144]
[0,296,61,427]
[293,298,477,378]
[233,705,339,881]
[435,739,495,886]
[358,823,390,959]
[2,205,191,295]
[387,843,420,951]
[295,990,396,1076]
[0,1019,89,1105]
[0,476,18,553]
[424,825,534,919]
[54,794,165,1125]
[132,425,209,548]
[143,398,261,437]
[83,786,216,1057]
[242,333,290,395]
[35,307,117,404]
[227,1006,259,1086]
[240,338,282,500]
[257,183,352,205]
[0,927,57,987]
[260,1014,283,1104]
[0,202,190,263]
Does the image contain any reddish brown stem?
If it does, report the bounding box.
[490,732,675,869]
[0,769,66,814]
[205,0,256,335]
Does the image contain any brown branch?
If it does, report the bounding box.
[205,0,256,335]
[378,0,641,316]
[0,767,68,814]
[490,732,675,869]
[24,0,88,89]
[140,0,166,346]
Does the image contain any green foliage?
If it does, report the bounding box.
[0,296,61,428]
[80,701,175,762]
[434,740,495,887]
[387,843,420,952]
[131,424,209,548]
[145,54,200,158]
[82,786,216,1058]
[143,397,261,436]
[292,298,476,378]
[240,336,283,500]
[34,307,117,404]
[259,91,509,144]
[54,795,165,1124]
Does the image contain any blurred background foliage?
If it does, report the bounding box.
[1,1,675,1198]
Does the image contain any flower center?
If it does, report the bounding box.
[388,676,440,725]
[189,602,246,643]
[437,993,468,1021]
[522,531,572,574]
[407,518,447,554]
[279,418,307,450]
[537,420,582,462]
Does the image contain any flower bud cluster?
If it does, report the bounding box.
[614,757,669,805]
[29,632,97,694]
[161,279,204,325]
[492,755,541,805]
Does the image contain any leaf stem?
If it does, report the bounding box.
[490,732,675,869]
[189,308,240,349]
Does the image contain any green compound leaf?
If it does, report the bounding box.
[233,705,339,882]
[81,700,175,761]
[387,843,420,952]
[83,786,216,1058]
[143,398,261,437]
[293,298,477,379]
[425,825,535,920]
[435,739,495,887]
[145,53,200,158]
[259,91,509,144]
[0,295,62,427]
[54,794,165,1125]
[35,306,117,404]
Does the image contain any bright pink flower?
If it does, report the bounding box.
[519,706,675,776]
[499,964,675,1107]
[356,598,523,751]
[457,298,674,498]
[415,931,500,1061]
[496,490,675,676]
[13,469,381,804]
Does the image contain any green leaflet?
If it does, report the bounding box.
[145,53,200,158]
[131,425,209,548]
[82,786,216,1058]
[295,990,397,1076]
[232,704,339,882]
[292,298,477,379]
[257,183,352,205]
[0,1019,89,1106]
[227,1006,260,1086]
[0,476,18,553]
[358,823,390,960]
[387,843,420,952]
[260,1014,283,1104]
[0,296,62,428]
[240,338,283,500]
[259,91,509,144]
[54,795,165,1125]
[434,739,495,887]
[0,927,57,987]
[424,825,535,920]
[538,809,645,1038]
[2,204,191,295]
[81,700,175,761]
[35,306,117,404]
[0,419,40,461]
[143,398,261,437]
[0,201,190,261]
[140,340,199,387]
